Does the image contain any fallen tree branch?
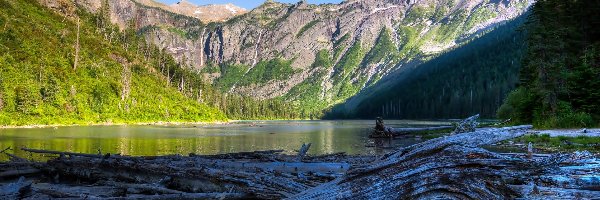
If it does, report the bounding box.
[0,168,41,178]
[4,152,28,162]
[0,147,10,154]
[21,147,106,159]
[116,192,249,200]
[102,181,184,195]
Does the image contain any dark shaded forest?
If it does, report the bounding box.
[498,0,600,128]
[328,14,527,119]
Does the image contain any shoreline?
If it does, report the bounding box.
[0,121,232,129]
[0,119,439,129]
[529,129,600,137]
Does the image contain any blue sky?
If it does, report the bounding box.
[157,0,343,10]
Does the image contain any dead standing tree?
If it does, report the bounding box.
[0,90,4,111]
[73,17,80,70]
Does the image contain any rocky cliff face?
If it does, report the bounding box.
[135,0,247,22]
[59,0,533,111]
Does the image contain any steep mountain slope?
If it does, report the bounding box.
[0,0,226,125]
[53,0,532,118]
[328,14,527,119]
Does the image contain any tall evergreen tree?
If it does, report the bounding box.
[498,0,600,128]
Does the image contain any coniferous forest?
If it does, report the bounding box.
[497,0,600,128]
[328,15,527,120]
[331,0,600,129]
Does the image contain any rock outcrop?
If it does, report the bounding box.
[48,0,533,105]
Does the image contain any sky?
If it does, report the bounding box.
[157,0,344,10]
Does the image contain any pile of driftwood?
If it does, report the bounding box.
[2,125,600,199]
[0,145,374,199]
[370,114,482,138]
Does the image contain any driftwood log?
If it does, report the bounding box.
[2,125,600,199]
[371,117,453,138]
[2,144,370,199]
[291,125,600,199]
[452,114,480,134]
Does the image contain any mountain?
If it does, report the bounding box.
[328,14,527,119]
[62,0,533,117]
[135,0,247,22]
[0,0,226,125]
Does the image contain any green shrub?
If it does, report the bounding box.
[497,88,536,124]
[296,20,320,38]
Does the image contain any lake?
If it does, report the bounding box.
[0,120,452,161]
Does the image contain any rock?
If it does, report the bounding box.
[53,0,532,101]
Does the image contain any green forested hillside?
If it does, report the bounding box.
[0,0,226,125]
[328,15,527,119]
[498,0,600,128]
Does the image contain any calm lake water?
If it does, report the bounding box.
[0,120,452,161]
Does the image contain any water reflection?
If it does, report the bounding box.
[0,120,450,161]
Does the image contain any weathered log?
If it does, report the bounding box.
[32,183,124,199]
[297,143,311,161]
[370,117,453,138]
[101,181,185,194]
[117,192,249,200]
[203,160,350,174]
[189,150,284,159]
[21,147,106,158]
[452,114,480,134]
[499,153,551,158]
[28,150,340,199]
[0,168,41,178]
[290,125,540,199]
[511,185,600,199]
[189,150,284,160]
[4,152,28,162]
[0,147,10,154]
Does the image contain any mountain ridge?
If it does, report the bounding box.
[40,0,533,117]
[135,0,247,22]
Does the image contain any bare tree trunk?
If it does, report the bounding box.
[121,65,131,101]
[179,76,184,92]
[197,88,203,103]
[0,91,4,111]
[166,66,171,86]
[73,18,80,70]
